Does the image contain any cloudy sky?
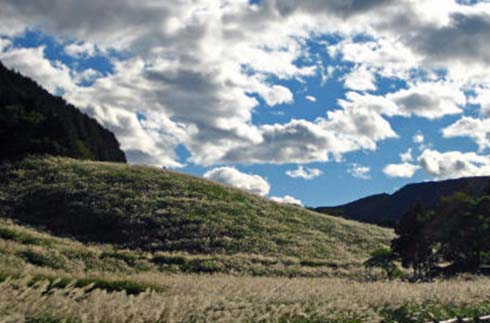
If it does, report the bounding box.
[2,0,490,207]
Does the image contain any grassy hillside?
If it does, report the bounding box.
[0,219,488,323]
[0,218,376,278]
[0,156,392,266]
[1,158,489,322]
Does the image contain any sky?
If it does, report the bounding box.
[2,0,490,207]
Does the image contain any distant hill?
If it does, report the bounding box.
[0,156,392,266]
[0,61,126,163]
[315,176,490,227]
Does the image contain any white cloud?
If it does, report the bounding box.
[419,149,490,179]
[3,0,490,169]
[64,42,96,58]
[74,68,102,84]
[305,95,317,102]
[339,82,465,120]
[413,132,425,144]
[285,166,323,180]
[259,84,294,106]
[389,82,465,119]
[220,108,397,165]
[343,65,377,91]
[469,87,490,115]
[0,46,76,93]
[383,162,420,178]
[328,37,422,80]
[203,167,270,196]
[270,195,303,206]
[443,116,490,151]
[348,164,371,180]
[400,148,413,163]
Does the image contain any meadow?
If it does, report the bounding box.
[0,158,489,322]
[0,219,489,323]
[1,273,489,322]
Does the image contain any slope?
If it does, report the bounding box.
[0,156,392,266]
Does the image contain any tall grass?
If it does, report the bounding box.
[0,274,489,322]
[0,156,393,262]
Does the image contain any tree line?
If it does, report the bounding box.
[367,188,490,280]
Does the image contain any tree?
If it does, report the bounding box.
[436,193,490,273]
[391,191,490,279]
[391,203,436,279]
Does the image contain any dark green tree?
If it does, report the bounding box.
[391,203,436,279]
[436,193,490,272]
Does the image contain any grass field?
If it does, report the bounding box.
[0,197,488,323]
[1,273,489,322]
[0,156,392,263]
[0,157,489,322]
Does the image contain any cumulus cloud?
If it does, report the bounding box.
[442,116,490,151]
[470,87,490,115]
[285,166,323,180]
[348,164,371,180]
[203,167,270,196]
[383,162,420,178]
[343,65,377,91]
[419,149,490,179]
[220,108,397,164]
[3,0,490,169]
[64,42,97,58]
[0,46,76,93]
[339,82,465,120]
[270,195,303,206]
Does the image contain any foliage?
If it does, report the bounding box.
[391,203,437,279]
[392,193,490,278]
[0,61,126,163]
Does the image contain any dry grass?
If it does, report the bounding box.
[0,274,489,323]
[0,156,393,262]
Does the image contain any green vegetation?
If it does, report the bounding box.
[391,192,490,279]
[0,218,374,279]
[0,157,488,322]
[0,156,392,264]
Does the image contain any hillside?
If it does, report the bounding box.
[315,176,490,227]
[0,61,126,162]
[0,156,392,268]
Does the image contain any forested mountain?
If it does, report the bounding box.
[0,61,126,162]
[315,176,490,227]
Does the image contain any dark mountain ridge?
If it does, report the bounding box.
[0,61,126,163]
[315,176,490,227]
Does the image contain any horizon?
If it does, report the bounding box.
[2,0,490,206]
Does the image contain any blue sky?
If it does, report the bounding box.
[2,0,490,207]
